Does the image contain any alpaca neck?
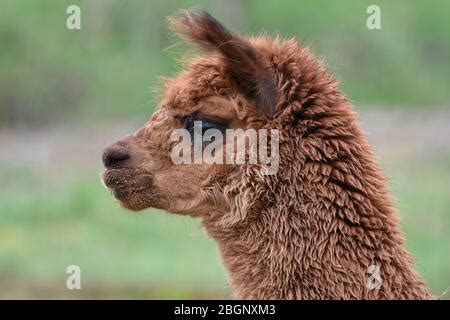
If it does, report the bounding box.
[203,132,431,299]
[204,199,430,299]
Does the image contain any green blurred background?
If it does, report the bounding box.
[0,0,449,299]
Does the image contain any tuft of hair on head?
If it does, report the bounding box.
[169,10,279,119]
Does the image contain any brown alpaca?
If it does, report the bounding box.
[102,11,431,299]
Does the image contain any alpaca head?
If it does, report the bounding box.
[102,11,284,221]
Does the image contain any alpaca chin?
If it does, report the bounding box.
[102,168,158,211]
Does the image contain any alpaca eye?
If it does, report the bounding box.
[182,115,196,136]
[200,118,227,134]
[182,115,227,137]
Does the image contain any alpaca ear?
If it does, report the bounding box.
[170,10,278,119]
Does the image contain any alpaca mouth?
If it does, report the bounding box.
[102,168,152,190]
[102,168,158,210]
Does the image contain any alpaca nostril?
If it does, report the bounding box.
[103,147,131,168]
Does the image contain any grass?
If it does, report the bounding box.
[387,155,450,296]
[0,154,449,299]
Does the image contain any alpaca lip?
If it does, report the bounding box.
[102,168,153,194]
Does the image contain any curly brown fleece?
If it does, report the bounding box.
[102,11,431,299]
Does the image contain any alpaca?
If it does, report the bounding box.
[102,11,431,299]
